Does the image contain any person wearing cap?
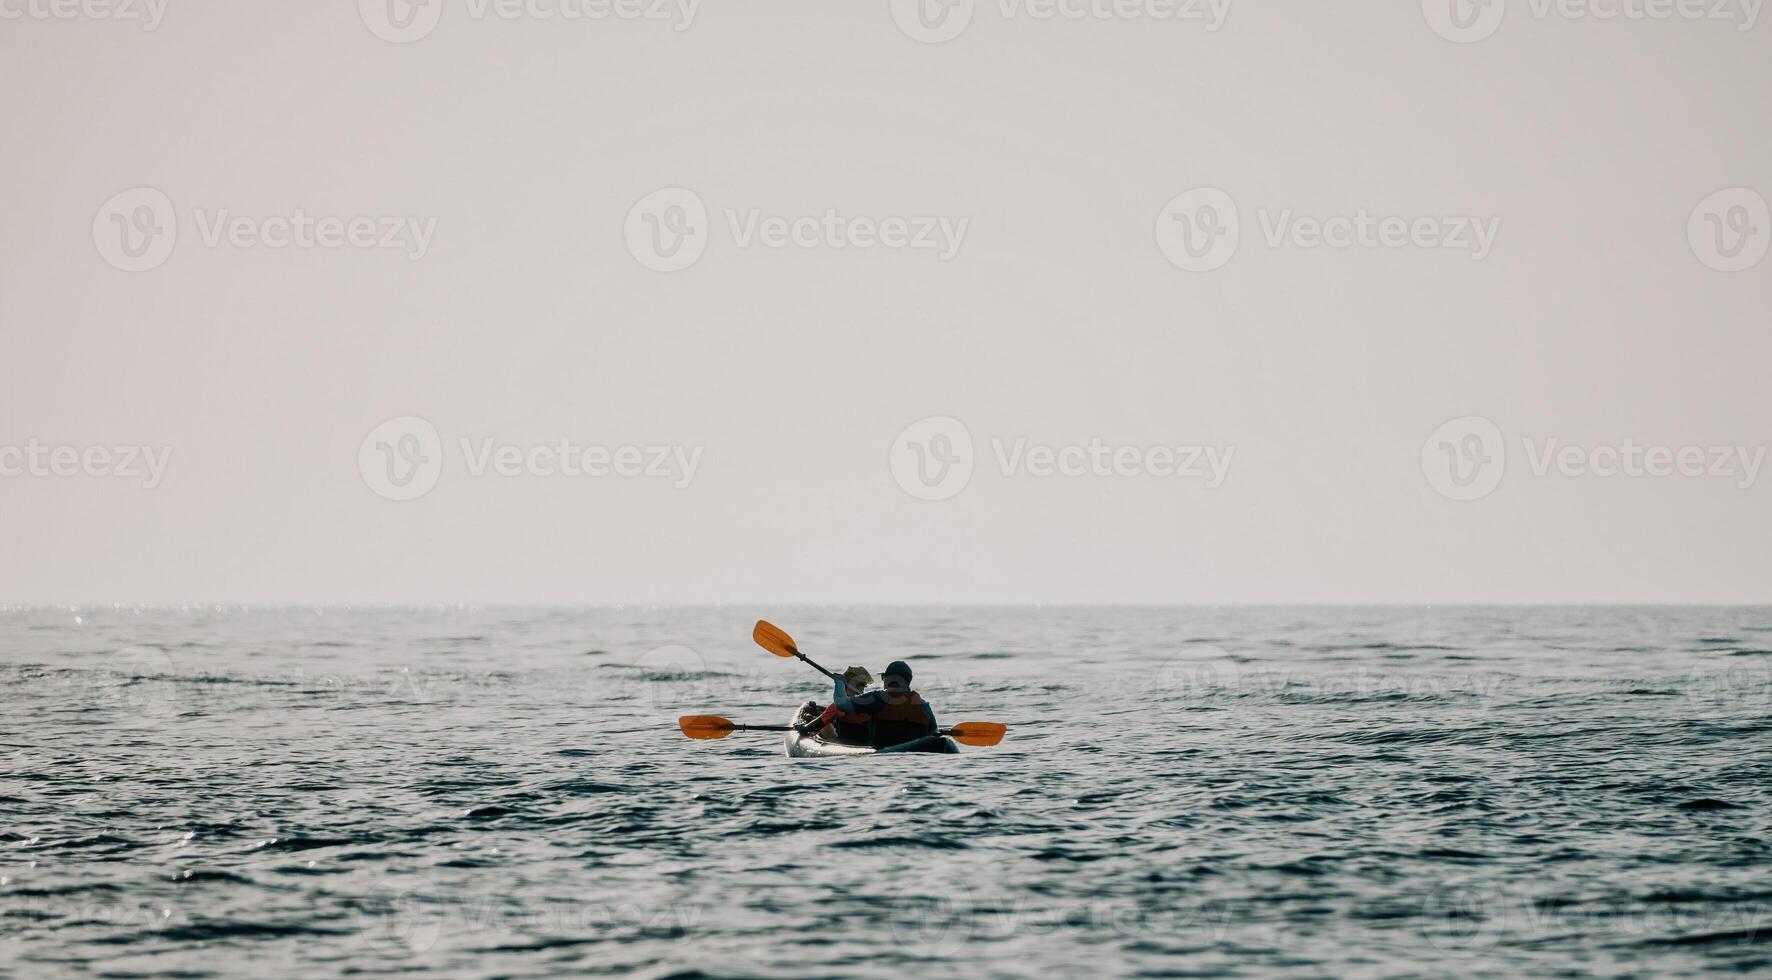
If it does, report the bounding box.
[832,660,939,749]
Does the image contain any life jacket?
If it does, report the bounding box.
[827,705,872,745]
[861,689,934,748]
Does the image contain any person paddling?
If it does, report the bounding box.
[833,660,938,749]
[739,621,1003,754]
[794,665,875,740]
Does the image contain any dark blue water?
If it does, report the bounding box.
[4,606,1771,976]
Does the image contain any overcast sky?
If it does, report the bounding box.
[2,1,1768,604]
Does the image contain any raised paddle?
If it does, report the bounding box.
[752,620,838,681]
[679,715,1007,747]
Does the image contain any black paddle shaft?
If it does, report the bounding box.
[792,649,839,682]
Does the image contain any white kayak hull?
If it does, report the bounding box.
[783,704,959,758]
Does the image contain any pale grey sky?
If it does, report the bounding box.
[1,1,1768,604]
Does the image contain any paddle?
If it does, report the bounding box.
[679,715,1007,747]
[752,620,837,681]
[677,715,795,739]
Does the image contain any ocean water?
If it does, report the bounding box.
[4,606,1771,978]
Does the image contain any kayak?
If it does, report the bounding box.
[784,703,959,758]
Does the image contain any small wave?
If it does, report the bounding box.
[474,937,601,953]
[1639,928,1770,947]
[829,835,968,851]
[539,779,628,795]
[1418,847,1491,860]
[1642,888,1772,904]
[172,869,254,885]
[244,837,350,852]
[462,805,517,819]
[1310,642,1460,653]
[156,921,351,942]
[38,834,138,852]
[1676,799,1745,811]
[6,882,124,897]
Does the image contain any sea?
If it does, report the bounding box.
[4,605,1770,977]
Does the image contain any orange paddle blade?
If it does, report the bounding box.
[946,722,1007,747]
[753,620,799,658]
[678,715,738,740]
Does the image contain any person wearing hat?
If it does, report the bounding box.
[831,660,939,749]
[794,665,876,741]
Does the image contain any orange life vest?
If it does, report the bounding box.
[867,689,927,723]
[818,703,873,744]
[862,689,934,747]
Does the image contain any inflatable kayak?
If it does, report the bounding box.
[784,703,959,758]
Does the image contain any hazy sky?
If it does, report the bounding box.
[2,1,1768,604]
